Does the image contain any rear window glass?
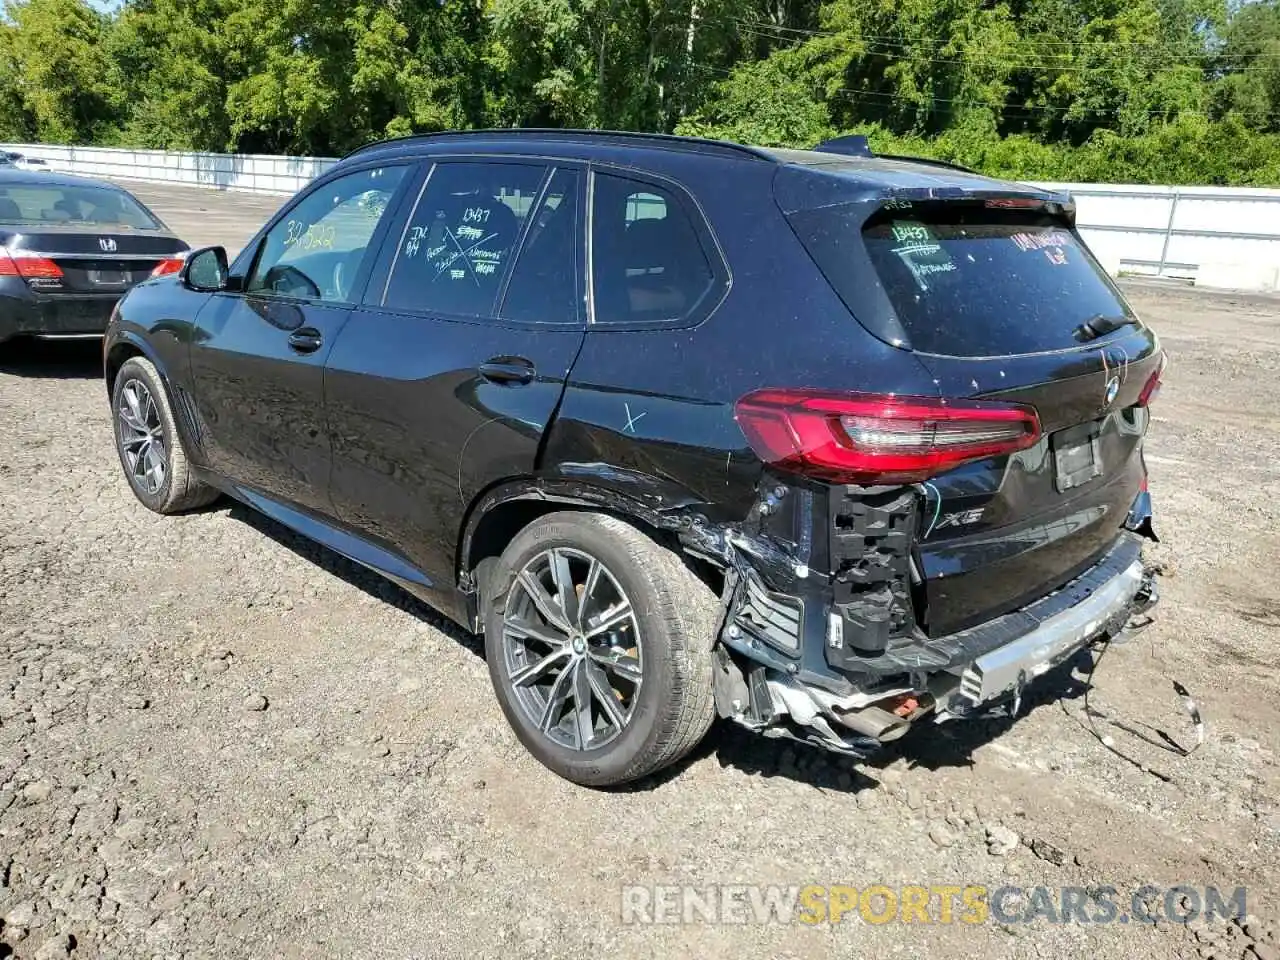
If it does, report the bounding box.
[591,173,715,325]
[794,202,1133,356]
[0,184,159,229]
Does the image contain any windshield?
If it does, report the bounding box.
[0,184,160,229]
[789,200,1135,357]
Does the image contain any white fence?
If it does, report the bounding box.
[8,142,1280,293]
[3,143,338,196]
[1038,182,1280,292]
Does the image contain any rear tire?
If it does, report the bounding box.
[111,356,218,514]
[483,511,718,787]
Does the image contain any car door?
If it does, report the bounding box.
[188,162,412,516]
[324,158,586,595]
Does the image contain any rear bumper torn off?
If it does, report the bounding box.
[937,554,1156,716]
[714,532,1160,755]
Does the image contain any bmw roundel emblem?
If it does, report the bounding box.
[1104,376,1120,407]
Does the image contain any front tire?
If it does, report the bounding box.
[483,511,718,787]
[111,356,218,514]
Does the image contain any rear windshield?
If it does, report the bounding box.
[0,184,159,229]
[792,201,1133,356]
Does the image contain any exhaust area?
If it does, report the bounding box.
[762,675,934,752]
[831,704,912,742]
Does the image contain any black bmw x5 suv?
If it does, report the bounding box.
[105,129,1162,786]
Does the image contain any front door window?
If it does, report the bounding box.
[247,166,407,303]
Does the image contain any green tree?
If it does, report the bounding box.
[0,0,1273,185]
[1211,0,1280,132]
[489,0,599,126]
[108,0,235,150]
[675,49,831,144]
[0,23,34,142]
[5,0,120,143]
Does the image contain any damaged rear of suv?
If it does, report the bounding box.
[469,133,1162,785]
[706,142,1164,759]
[107,128,1162,788]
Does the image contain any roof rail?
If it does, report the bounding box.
[341,128,776,163]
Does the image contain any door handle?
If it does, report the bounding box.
[288,327,323,354]
[479,357,535,385]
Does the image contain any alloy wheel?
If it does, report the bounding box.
[117,378,168,496]
[502,547,643,751]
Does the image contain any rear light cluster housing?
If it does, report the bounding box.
[150,254,187,278]
[0,250,189,281]
[1137,353,1166,407]
[0,250,63,280]
[734,389,1043,484]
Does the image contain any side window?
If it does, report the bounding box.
[247,166,406,302]
[500,168,581,324]
[591,173,715,325]
[383,161,546,317]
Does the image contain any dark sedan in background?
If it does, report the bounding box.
[0,169,188,344]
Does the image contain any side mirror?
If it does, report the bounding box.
[181,246,230,292]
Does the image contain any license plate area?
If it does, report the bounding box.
[1052,422,1102,492]
[87,269,129,286]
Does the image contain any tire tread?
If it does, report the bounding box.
[113,357,218,514]
[591,514,717,781]
[484,510,720,786]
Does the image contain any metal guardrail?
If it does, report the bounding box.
[1031,182,1280,290]
[2,143,338,196]
[6,143,1280,292]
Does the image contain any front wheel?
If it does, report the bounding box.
[483,511,718,787]
[111,356,218,514]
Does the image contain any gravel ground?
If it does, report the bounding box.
[0,184,1277,958]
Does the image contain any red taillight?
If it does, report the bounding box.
[734,389,1042,484]
[150,256,186,278]
[984,197,1045,210]
[1137,354,1166,407]
[0,250,63,280]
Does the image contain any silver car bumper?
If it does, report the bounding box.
[944,557,1150,711]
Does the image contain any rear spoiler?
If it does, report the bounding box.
[813,135,874,158]
[812,136,982,176]
[810,136,1072,221]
